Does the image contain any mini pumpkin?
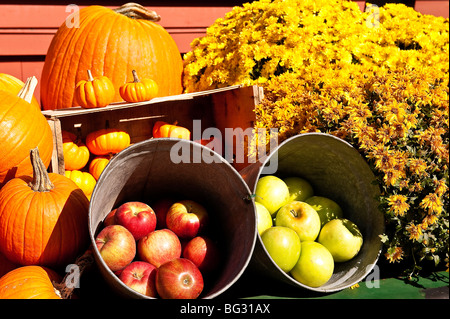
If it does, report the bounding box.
[62,130,90,171]
[74,70,115,108]
[64,170,97,199]
[119,69,159,103]
[89,155,112,180]
[86,128,131,155]
[152,121,191,140]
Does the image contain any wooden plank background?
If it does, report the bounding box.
[0,1,447,103]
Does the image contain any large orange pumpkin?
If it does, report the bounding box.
[40,3,183,110]
[0,77,53,187]
[0,266,62,299]
[0,148,89,267]
[0,73,40,109]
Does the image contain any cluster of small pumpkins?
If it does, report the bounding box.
[63,120,192,199]
[0,2,186,298]
[62,128,130,199]
[75,69,159,108]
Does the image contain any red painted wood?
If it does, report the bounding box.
[415,1,449,18]
[0,5,233,28]
[0,5,235,55]
[0,60,45,103]
[1,0,448,104]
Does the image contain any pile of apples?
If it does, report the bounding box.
[95,198,221,299]
[254,175,363,288]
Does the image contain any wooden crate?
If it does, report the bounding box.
[42,85,264,175]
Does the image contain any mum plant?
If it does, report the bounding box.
[183,0,449,277]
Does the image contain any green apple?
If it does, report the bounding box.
[283,176,314,202]
[290,241,334,288]
[318,218,363,262]
[255,202,273,235]
[305,196,344,227]
[255,175,290,216]
[275,201,321,241]
[260,226,301,273]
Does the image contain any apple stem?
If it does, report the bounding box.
[290,209,298,218]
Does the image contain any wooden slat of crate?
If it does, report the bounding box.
[42,85,263,175]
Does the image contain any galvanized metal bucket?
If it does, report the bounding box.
[240,132,384,293]
[89,138,257,299]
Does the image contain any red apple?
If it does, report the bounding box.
[156,258,204,299]
[115,201,157,240]
[152,197,176,229]
[103,208,117,227]
[95,225,136,272]
[137,229,182,268]
[119,261,158,297]
[182,236,221,273]
[166,200,209,239]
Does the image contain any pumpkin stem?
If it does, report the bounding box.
[113,2,161,22]
[53,248,95,299]
[87,70,94,82]
[17,76,38,103]
[29,147,54,192]
[132,69,140,83]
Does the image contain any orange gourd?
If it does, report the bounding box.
[64,170,97,199]
[89,155,112,180]
[0,266,62,299]
[0,77,53,187]
[41,3,183,110]
[119,70,159,102]
[86,128,131,155]
[152,121,191,140]
[0,148,89,267]
[74,70,115,108]
[0,73,40,109]
[62,130,90,170]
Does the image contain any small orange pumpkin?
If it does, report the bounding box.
[119,69,159,103]
[0,266,62,299]
[89,155,112,180]
[86,128,131,155]
[152,121,191,140]
[0,148,89,267]
[62,130,90,170]
[74,70,115,108]
[64,170,97,199]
